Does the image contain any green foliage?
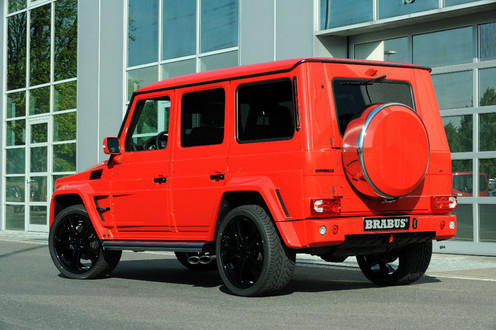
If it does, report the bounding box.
[443,116,472,153]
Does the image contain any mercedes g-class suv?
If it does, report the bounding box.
[49,58,457,296]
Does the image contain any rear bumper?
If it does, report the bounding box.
[276,214,456,249]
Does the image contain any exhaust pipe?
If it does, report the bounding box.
[199,255,216,264]
[187,256,200,264]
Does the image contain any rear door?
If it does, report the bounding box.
[170,84,229,240]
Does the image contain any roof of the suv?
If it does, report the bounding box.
[136,58,430,95]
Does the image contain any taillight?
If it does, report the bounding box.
[311,198,341,216]
[432,196,457,210]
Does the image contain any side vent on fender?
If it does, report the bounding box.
[90,169,103,180]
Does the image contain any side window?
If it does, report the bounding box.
[237,79,295,142]
[125,97,170,152]
[181,88,225,148]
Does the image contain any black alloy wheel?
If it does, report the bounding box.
[49,204,121,279]
[216,205,295,296]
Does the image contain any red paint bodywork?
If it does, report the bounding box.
[50,58,456,251]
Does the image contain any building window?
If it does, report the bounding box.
[379,0,438,20]
[126,0,239,100]
[3,0,78,231]
[320,0,372,30]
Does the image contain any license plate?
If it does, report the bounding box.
[364,217,410,231]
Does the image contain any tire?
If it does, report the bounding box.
[356,241,432,286]
[49,204,122,279]
[216,205,295,296]
[175,252,217,271]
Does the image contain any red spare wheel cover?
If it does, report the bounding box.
[342,103,430,199]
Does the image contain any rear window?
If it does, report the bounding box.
[332,79,414,135]
[237,79,295,143]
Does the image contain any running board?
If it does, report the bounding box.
[102,241,206,252]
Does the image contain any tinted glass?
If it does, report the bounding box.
[54,81,77,111]
[237,80,295,142]
[5,204,25,231]
[29,86,50,115]
[442,116,473,153]
[31,147,48,172]
[200,51,238,72]
[413,27,472,67]
[379,0,437,19]
[201,0,238,52]
[6,177,25,202]
[479,68,496,107]
[480,159,496,198]
[181,89,225,147]
[6,120,26,146]
[7,12,27,90]
[321,0,372,29]
[332,79,414,135]
[30,4,51,86]
[8,0,26,13]
[451,204,473,241]
[355,37,409,63]
[128,0,159,66]
[163,0,196,59]
[53,143,76,172]
[163,59,196,79]
[54,112,77,142]
[126,98,171,151]
[6,148,25,174]
[480,22,496,61]
[446,0,479,5]
[127,66,158,100]
[480,113,496,152]
[55,0,78,81]
[6,92,26,118]
[432,71,473,110]
[480,205,496,242]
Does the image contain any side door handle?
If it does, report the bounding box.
[153,177,167,184]
[210,173,225,181]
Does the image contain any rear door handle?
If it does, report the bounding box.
[210,174,225,181]
[153,177,167,184]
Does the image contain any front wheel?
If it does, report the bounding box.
[356,241,432,286]
[216,205,295,296]
[49,204,121,279]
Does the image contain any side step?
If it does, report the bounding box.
[102,241,206,252]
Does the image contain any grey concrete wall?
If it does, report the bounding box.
[77,0,125,171]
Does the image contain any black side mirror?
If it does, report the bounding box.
[103,137,121,155]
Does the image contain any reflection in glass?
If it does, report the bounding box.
[443,116,472,152]
[6,148,25,174]
[355,37,409,63]
[6,120,26,146]
[6,92,26,118]
[163,59,196,79]
[163,0,196,59]
[321,0,372,29]
[452,160,474,197]
[53,175,69,191]
[54,112,77,142]
[479,68,496,107]
[53,143,76,172]
[31,123,48,143]
[379,0,437,19]
[6,177,25,203]
[54,81,77,111]
[201,0,238,53]
[30,87,50,115]
[31,146,48,173]
[480,205,496,242]
[7,12,27,90]
[201,51,238,72]
[480,113,496,152]
[480,159,496,198]
[446,0,478,5]
[30,4,51,86]
[5,205,25,231]
[432,71,473,110]
[29,177,48,202]
[480,22,496,61]
[128,0,159,67]
[413,27,472,67]
[451,205,473,241]
[30,206,48,226]
[55,0,78,81]
[127,66,158,100]
[8,0,26,13]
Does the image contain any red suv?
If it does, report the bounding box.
[49,58,457,296]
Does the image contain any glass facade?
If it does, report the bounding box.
[3,0,78,231]
[126,0,239,100]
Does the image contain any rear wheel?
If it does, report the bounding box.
[49,204,121,279]
[356,241,432,286]
[216,205,295,296]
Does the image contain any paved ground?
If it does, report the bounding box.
[1,233,496,329]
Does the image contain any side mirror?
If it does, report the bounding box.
[103,137,121,155]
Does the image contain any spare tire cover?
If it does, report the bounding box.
[342,103,429,199]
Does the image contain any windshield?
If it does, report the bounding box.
[332,79,415,135]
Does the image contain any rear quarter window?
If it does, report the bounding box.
[237,79,295,143]
[332,79,414,136]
